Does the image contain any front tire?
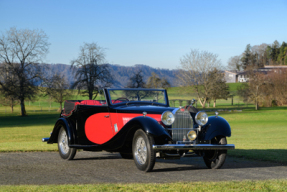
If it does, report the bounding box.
[132,129,156,172]
[57,126,76,160]
[203,136,227,169]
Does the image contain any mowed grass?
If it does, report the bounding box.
[219,107,287,163]
[0,105,286,164]
[1,180,287,191]
[0,111,58,152]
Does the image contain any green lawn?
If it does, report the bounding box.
[1,180,287,191]
[0,111,58,152]
[220,108,287,163]
[0,106,286,164]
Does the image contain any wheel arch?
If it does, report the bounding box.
[118,116,172,152]
[48,118,75,145]
[204,116,231,141]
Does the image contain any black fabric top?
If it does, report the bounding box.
[63,100,82,116]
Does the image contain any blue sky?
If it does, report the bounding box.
[0,0,286,69]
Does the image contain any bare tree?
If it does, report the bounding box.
[126,70,146,88]
[0,93,19,113]
[178,49,223,108]
[267,69,287,106]
[207,69,229,107]
[227,56,242,71]
[0,28,49,116]
[146,72,171,89]
[45,74,71,111]
[0,62,19,112]
[71,42,113,100]
[251,43,269,66]
[237,70,269,110]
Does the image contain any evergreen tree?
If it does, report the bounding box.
[277,42,287,65]
[241,44,252,69]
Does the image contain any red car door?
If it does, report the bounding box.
[85,112,114,145]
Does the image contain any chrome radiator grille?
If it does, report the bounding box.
[171,109,193,142]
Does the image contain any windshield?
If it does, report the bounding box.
[107,89,167,105]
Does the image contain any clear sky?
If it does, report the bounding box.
[0,0,286,69]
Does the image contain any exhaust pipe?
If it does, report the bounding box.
[42,138,50,142]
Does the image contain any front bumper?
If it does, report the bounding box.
[152,144,235,151]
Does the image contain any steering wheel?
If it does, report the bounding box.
[112,97,129,104]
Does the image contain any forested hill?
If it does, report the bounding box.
[45,63,180,87]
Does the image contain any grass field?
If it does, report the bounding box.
[1,106,286,163]
[219,107,287,163]
[0,111,58,152]
[1,180,287,191]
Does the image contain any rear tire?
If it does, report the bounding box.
[203,136,227,169]
[57,126,76,160]
[132,129,155,172]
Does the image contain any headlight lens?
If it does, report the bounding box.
[195,111,208,126]
[187,130,197,141]
[161,111,175,126]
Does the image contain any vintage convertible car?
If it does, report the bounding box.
[42,88,235,172]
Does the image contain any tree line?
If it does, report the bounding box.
[227,40,287,109]
[228,40,287,71]
[0,28,175,115]
[237,68,287,109]
[1,27,286,115]
[0,27,236,114]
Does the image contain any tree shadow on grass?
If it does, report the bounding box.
[0,113,59,128]
[227,149,287,165]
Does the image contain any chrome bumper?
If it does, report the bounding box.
[42,137,50,142]
[152,144,235,151]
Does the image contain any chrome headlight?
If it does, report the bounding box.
[187,130,197,141]
[161,111,175,126]
[195,111,208,126]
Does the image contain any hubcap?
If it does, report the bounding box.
[59,129,69,155]
[134,137,147,165]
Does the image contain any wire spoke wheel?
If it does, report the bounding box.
[135,137,147,165]
[132,129,155,172]
[59,129,69,155]
[57,126,76,160]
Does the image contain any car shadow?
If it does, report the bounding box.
[73,154,122,161]
[152,149,287,172]
[72,149,287,172]
[152,166,202,172]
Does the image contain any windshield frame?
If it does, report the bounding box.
[106,88,169,107]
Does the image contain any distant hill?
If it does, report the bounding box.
[44,63,180,88]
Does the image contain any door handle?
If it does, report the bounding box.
[104,115,109,118]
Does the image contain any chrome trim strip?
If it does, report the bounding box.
[42,138,50,142]
[152,144,235,151]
